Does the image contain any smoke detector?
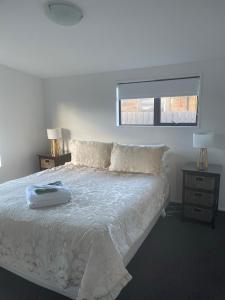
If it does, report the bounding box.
[45,1,83,26]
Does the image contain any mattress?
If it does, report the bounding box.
[0,163,169,300]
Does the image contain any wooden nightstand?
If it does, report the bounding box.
[38,153,71,171]
[182,162,222,228]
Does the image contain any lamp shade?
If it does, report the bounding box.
[47,128,62,140]
[193,132,214,148]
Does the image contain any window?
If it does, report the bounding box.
[117,77,200,126]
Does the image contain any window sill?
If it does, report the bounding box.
[116,124,198,128]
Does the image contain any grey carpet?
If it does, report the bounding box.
[1,203,225,300]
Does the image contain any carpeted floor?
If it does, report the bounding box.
[1,203,225,300]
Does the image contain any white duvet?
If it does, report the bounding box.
[0,163,169,300]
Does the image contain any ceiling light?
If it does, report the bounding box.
[45,1,83,26]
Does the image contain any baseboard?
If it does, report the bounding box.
[218,206,225,212]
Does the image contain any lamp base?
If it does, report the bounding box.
[196,148,208,171]
[50,139,61,157]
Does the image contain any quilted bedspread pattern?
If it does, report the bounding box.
[0,163,168,299]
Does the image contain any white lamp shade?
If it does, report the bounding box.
[193,132,214,148]
[47,128,62,140]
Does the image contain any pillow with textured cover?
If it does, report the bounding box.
[70,140,113,169]
[109,143,169,175]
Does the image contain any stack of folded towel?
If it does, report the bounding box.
[26,181,71,209]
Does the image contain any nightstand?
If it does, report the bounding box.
[38,153,71,171]
[182,162,222,228]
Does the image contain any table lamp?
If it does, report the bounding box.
[47,128,62,156]
[193,132,214,170]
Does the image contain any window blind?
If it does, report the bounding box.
[118,77,200,99]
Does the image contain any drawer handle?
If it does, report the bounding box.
[194,208,202,212]
[194,192,202,197]
[45,159,50,163]
[196,177,203,182]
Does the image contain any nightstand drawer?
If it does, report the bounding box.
[182,163,222,228]
[184,190,214,207]
[38,153,71,171]
[185,174,215,191]
[40,158,55,169]
[184,205,213,223]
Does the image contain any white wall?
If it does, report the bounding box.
[0,65,47,183]
[43,59,225,210]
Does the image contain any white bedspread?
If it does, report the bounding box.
[0,163,169,300]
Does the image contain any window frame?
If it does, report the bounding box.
[116,78,199,127]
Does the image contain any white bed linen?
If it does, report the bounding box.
[0,163,169,300]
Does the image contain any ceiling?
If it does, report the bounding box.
[0,0,225,78]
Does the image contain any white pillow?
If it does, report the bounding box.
[109,143,169,175]
[70,140,113,169]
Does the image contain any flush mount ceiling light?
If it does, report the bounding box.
[45,1,83,26]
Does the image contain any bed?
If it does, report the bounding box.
[0,162,169,300]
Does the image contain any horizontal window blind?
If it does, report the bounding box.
[118,77,200,99]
